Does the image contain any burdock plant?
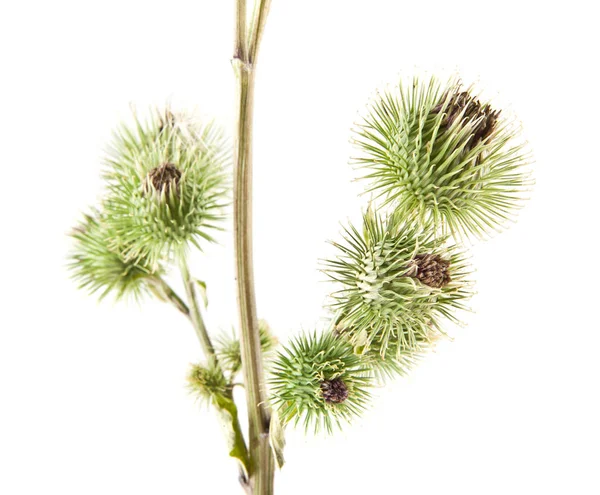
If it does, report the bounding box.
[67,1,533,493]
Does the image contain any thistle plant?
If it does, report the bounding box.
[67,1,533,493]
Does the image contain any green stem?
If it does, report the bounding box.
[175,261,253,483]
[248,0,272,64]
[233,1,274,494]
[150,276,191,318]
[179,258,217,360]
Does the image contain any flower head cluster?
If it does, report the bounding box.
[68,107,229,302]
[353,75,532,239]
[324,209,472,365]
[270,331,372,434]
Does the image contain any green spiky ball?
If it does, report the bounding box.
[68,210,159,301]
[216,320,278,376]
[187,358,229,405]
[103,108,229,265]
[324,209,472,361]
[353,74,532,239]
[270,331,371,434]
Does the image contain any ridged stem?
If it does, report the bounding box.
[233,0,274,493]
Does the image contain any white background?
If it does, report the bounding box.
[1,1,599,494]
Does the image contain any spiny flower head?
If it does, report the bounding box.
[353,74,532,239]
[68,209,159,301]
[187,358,229,405]
[103,107,229,265]
[270,331,371,434]
[216,320,278,376]
[324,209,472,360]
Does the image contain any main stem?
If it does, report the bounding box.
[233,1,274,493]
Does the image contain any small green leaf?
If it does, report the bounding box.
[213,395,250,475]
[195,279,209,307]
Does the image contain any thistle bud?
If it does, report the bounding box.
[187,358,228,404]
[270,331,371,434]
[102,107,229,264]
[67,209,158,301]
[216,320,278,375]
[353,75,532,239]
[324,210,472,360]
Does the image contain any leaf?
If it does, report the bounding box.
[194,279,209,308]
[213,395,250,476]
[269,412,286,469]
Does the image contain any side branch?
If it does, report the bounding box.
[179,258,217,359]
[248,0,272,63]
